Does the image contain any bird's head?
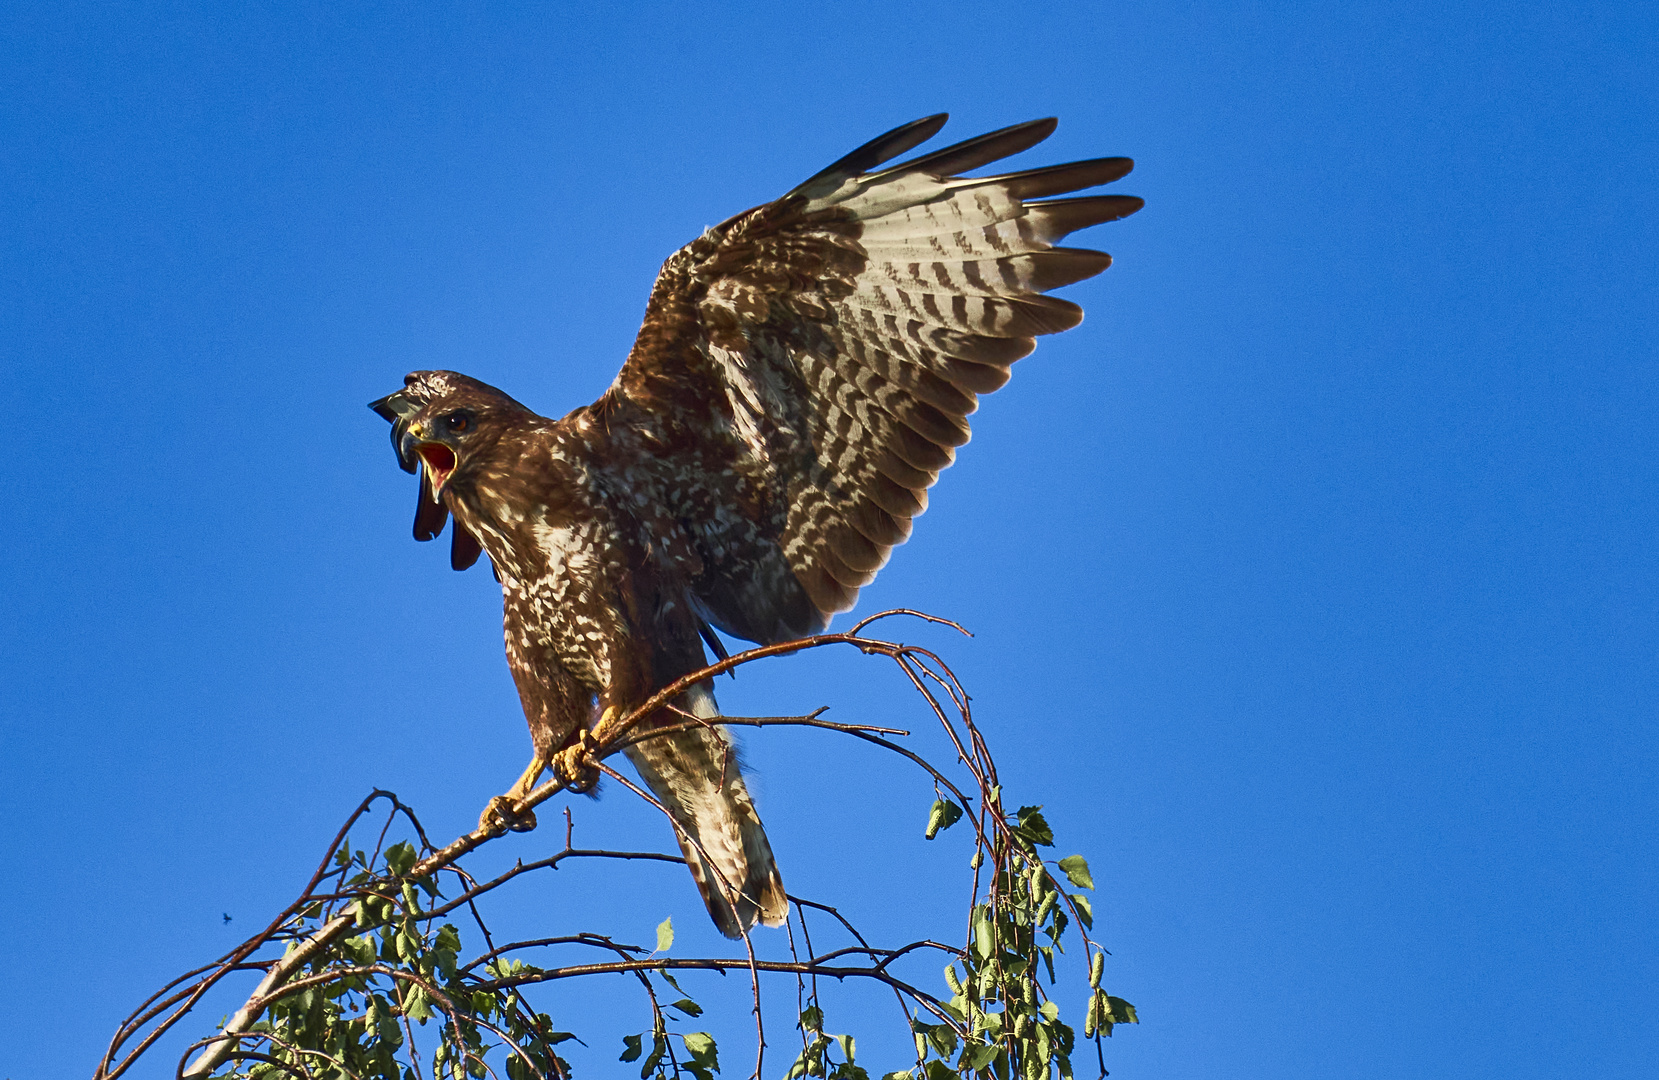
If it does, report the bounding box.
[369,370,532,563]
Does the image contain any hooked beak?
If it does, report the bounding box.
[369,392,461,500]
[371,391,456,543]
[368,378,486,572]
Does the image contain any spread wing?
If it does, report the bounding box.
[592,115,1142,644]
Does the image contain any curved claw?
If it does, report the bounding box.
[478,795,538,835]
[553,728,601,794]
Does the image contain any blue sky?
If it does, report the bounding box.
[2,2,1655,1077]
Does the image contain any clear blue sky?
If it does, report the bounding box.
[2,2,1655,1077]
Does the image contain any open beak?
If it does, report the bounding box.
[410,439,483,568]
[401,426,460,543]
[413,440,457,500]
[370,389,480,569]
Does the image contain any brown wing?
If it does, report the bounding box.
[593,115,1142,643]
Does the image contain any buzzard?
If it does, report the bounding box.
[370,115,1141,937]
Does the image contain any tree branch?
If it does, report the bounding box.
[96,611,1129,1080]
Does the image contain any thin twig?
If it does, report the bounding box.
[104,612,1110,1080]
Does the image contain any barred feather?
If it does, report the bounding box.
[623,684,787,938]
[603,114,1141,624]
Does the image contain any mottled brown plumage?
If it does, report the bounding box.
[370,115,1141,937]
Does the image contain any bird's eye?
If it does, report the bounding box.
[445,412,470,433]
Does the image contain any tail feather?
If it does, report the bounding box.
[622,683,786,938]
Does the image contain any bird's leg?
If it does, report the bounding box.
[551,715,608,794]
[477,755,547,835]
[479,712,610,834]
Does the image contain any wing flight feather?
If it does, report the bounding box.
[594,116,1142,642]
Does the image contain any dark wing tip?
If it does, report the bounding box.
[370,390,420,423]
[413,470,449,542]
[1022,196,1145,248]
[451,522,484,570]
[787,114,950,199]
[994,157,1136,200]
[370,391,420,473]
[876,116,1059,180]
[829,113,950,175]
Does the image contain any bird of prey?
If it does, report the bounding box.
[370,114,1141,937]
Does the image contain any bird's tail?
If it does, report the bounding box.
[621,682,787,938]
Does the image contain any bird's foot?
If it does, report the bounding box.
[553,727,601,794]
[476,755,548,835]
[477,794,538,835]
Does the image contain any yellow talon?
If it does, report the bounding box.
[477,794,538,835]
[476,755,547,834]
[553,728,600,793]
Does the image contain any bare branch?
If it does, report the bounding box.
[99,612,1127,1080]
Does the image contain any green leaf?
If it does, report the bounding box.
[800,1005,824,1031]
[620,1034,643,1063]
[1047,907,1070,948]
[1070,894,1094,930]
[669,998,704,1017]
[925,798,963,840]
[344,934,376,965]
[835,1033,856,1063]
[963,1041,1000,1070]
[1014,806,1054,847]
[656,916,674,953]
[683,1031,720,1069]
[641,1033,668,1078]
[1057,855,1094,891]
[1106,996,1139,1025]
[385,841,418,876]
[881,1072,914,1080]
